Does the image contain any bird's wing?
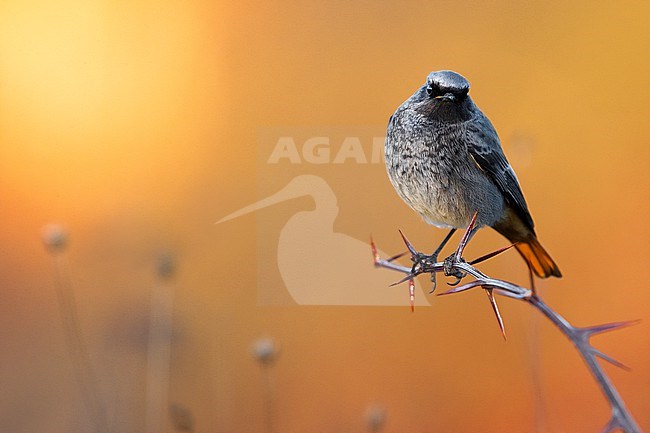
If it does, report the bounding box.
[466,114,535,230]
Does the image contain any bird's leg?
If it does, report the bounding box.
[411,228,456,293]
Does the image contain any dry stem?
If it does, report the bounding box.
[371,215,642,433]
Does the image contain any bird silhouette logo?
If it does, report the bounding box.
[217,174,431,306]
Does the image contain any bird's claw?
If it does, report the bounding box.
[429,272,438,294]
[443,254,467,284]
[408,252,440,293]
[408,248,468,292]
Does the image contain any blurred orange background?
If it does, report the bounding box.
[1,1,649,432]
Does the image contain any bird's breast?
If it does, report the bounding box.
[385,116,504,228]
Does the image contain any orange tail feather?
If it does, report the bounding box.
[515,236,562,278]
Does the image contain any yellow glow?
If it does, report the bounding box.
[1,0,225,219]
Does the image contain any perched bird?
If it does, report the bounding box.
[385,70,561,278]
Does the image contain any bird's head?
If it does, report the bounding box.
[412,70,474,123]
[426,70,469,102]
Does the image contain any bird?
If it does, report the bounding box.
[385,70,561,279]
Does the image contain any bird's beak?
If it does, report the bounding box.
[434,93,456,102]
[216,182,302,224]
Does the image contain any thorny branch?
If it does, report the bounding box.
[371,213,642,433]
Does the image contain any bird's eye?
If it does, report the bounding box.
[426,84,442,98]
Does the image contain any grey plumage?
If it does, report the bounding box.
[385,70,561,278]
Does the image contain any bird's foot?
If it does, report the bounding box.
[408,252,440,293]
[409,252,435,276]
[443,253,467,286]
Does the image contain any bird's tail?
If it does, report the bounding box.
[515,235,562,279]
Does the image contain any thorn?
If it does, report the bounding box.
[591,348,631,371]
[468,211,478,228]
[389,274,415,287]
[582,320,641,337]
[370,236,380,264]
[469,244,516,266]
[528,267,536,296]
[398,229,418,256]
[409,279,415,312]
[454,211,478,260]
[387,251,408,263]
[486,288,507,341]
[436,280,483,296]
[447,275,462,286]
[600,416,622,433]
